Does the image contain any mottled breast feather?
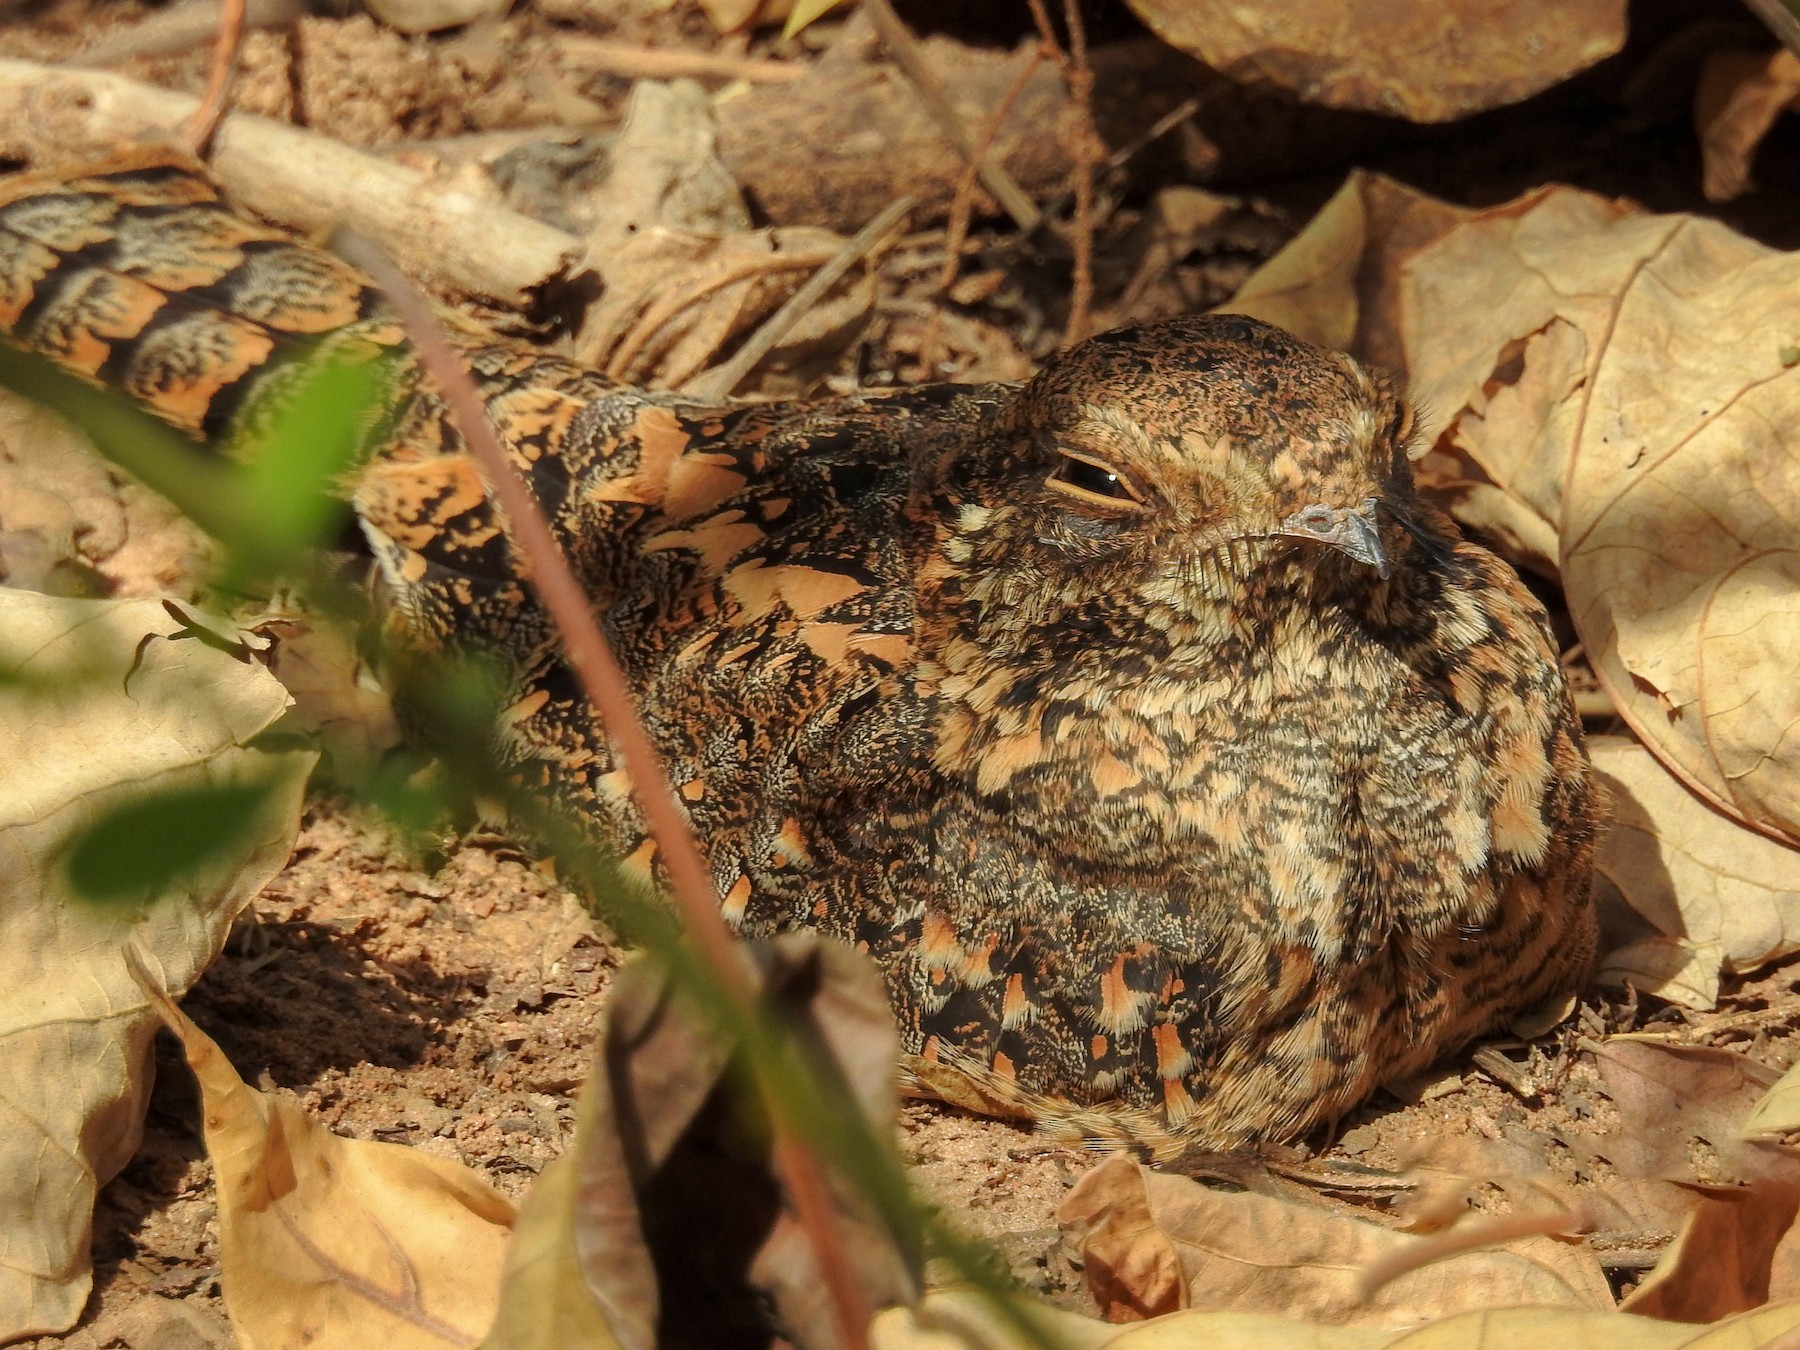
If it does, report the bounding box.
[0,157,1601,1149]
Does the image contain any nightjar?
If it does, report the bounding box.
[0,155,1600,1145]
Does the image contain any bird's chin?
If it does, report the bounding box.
[1185,535,1285,590]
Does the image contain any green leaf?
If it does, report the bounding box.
[233,351,390,560]
[65,777,281,905]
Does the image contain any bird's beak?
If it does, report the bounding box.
[1278,497,1390,579]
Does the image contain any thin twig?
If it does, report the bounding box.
[558,34,807,84]
[182,0,246,156]
[934,45,1045,297]
[1743,0,1800,60]
[0,60,581,308]
[1027,0,1098,346]
[859,0,1041,233]
[684,196,914,401]
[336,234,875,1350]
[1357,1206,1586,1302]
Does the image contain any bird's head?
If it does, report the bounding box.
[922,313,1422,649]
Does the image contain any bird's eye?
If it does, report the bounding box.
[1044,452,1152,515]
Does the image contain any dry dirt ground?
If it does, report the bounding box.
[4,0,1800,1343]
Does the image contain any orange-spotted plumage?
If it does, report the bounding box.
[0,155,1601,1147]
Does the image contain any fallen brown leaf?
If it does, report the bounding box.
[0,388,209,597]
[254,613,402,782]
[1390,185,1800,847]
[1593,736,1800,1009]
[1621,1160,1800,1323]
[1057,1154,1610,1328]
[1104,1300,1800,1348]
[1220,170,1471,372]
[1695,46,1800,203]
[0,592,311,1341]
[131,950,516,1350]
[484,933,917,1350]
[1124,0,1626,122]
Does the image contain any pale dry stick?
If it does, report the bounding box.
[182,0,247,155]
[1025,0,1098,346]
[932,44,1047,298]
[1356,1205,1587,1303]
[685,196,915,402]
[0,60,581,309]
[337,233,874,1350]
[859,0,1042,233]
[559,34,807,84]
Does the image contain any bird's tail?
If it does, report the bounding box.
[0,149,409,449]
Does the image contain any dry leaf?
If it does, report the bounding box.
[1621,1161,1800,1322]
[1104,1301,1800,1349]
[1058,1154,1610,1328]
[363,0,509,35]
[1396,186,1800,846]
[484,933,917,1350]
[0,591,311,1340]
[573,80,873,395]
[1586,1039,1779,1180]
[0,388,209,597]
[1592,736,1800,1009]
[1124,0,1626,122]
[254,614,402,781]
[1695,47,1800,203]
[696,0,792,34]
[1743,1053,1800,1140]
[131,951,516,1350]
[1221,170,1471,371]
[869,1290,1119,1350]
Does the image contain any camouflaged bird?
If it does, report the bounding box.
[0,154,1601,1146]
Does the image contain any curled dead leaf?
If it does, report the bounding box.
[1592,736,1800,1010]
[0,388,209,596]
[1696,47,1800,203]
[1124,0,1626,122]
[1393,186,1800,846]
[0,592,311,1341]
[1219,170,1471,372]
[1104,1301,1800,1348]
[129,949,516,1350]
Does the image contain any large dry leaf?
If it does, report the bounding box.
[1057,1154,1610,1328]
[1592,736,1800,1009]
[483,933,917,1350]
[869,1290,1118,1350]
[1621,1162,1800,1323]
[1397,186,1800,847]
[883,1297,1800,1349]
[132,952,516,1350]
[1586,1038,1780,1179]
[0,388,209,597]
[1695,47,1800,204]
[0,591,311,1340]
[1125,0,1626,122]
[1104,1301,1800,1349]
[1220,170,1471,373]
